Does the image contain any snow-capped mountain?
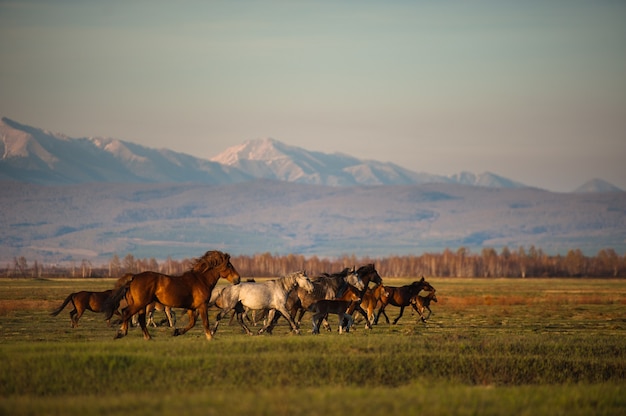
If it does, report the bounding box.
[210,137,442,186]
[449,171,527,189]
[0,117,250,184]
[573,178,624,193]
[1,117,621,192]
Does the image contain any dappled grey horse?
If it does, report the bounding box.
[212,271,314,335]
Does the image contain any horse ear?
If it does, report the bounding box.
[420,276,425,282]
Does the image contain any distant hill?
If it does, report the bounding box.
[573,178,623,193]
[1,180,624,263]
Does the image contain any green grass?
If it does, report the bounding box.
[1,277,625,415]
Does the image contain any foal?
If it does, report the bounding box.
[411,289,437,321]
[310,287,361,334]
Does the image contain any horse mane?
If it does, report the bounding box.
[114,273,134,289]
[192,250,230,273]
[276,271,305,291]
[356,264,378,276]
[318,267,352,279]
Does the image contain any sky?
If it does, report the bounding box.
[1,0,625,192]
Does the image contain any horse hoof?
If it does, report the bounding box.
[173,329,180,336]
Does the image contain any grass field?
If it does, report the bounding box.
[1,277,625,415]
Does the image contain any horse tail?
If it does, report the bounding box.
[50,293,74,316]
[103,282,130,321]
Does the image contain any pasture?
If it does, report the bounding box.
[1,277,625,415]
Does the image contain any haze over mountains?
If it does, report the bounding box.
[1,117,624,264]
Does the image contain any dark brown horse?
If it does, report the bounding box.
[105,250,240,341]
[50,290,120,327]
[374,277,435,325]
[310,284,362,334]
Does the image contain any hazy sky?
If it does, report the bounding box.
[1,1,625,192]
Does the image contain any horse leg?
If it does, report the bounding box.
[136,310,152,340]
[115,307,133,339]
[296,307,306,326]
[338,313,345,334]
[345,313,354,333]
[393,306,405,325]
[144,304,152,327]
[197,304,213,341]
[147,306,157,327]
[410,303,426,322]
[338,313,354,334]
[275,305,300,334]
[235,310,254,335]
[258,309,277,335]
[73,307,85,328]
[166,307,176,327]
[374,306,390,325]
[212,308,227,335]
[70,309,79,328]
[174,309,196,336]
[312,312,323,334]
[355,305,371,329]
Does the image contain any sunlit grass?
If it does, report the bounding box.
[1,277,625,415]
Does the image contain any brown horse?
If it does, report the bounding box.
[411,289,437,321]
[105,250,240,341]
[116,273,176,328]
[374,277,435,325]
[50,290,120,327]
[359,284,390,325]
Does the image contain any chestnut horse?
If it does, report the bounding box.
[411,289,437,321]
[374,277,435,325]
[359,284,390,325]
[50,290,120,327]
[105,250,240,341]
[116,273,177,328]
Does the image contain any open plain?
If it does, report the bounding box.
[1,277,625,415]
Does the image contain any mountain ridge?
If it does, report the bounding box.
[3,117,621,192]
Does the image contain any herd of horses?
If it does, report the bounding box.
[50,250,438,340]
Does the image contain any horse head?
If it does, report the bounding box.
[411,277,435,294]
[294,270,314,294]
[378,284,390,302]
[194,251,241,284]
[357,264,383,287]
[346,269,365,291]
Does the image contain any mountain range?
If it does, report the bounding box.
[3,117,619,191]
[1,116,625,264]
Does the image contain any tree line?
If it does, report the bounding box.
[3,246,625,278]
